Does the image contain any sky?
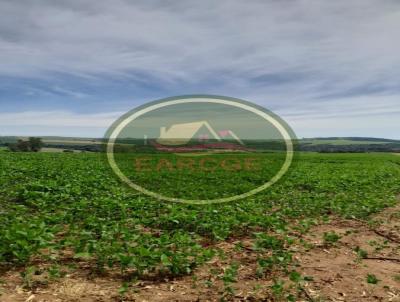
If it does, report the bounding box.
[0,0,399,139]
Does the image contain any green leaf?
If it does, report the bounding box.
[73,252,91,259]
[161,254,172,266]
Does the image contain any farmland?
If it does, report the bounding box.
[2,136,400,153]
[0,152,400,301]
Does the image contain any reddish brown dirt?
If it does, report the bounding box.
[297,209,400,302]
[1,203,400,302]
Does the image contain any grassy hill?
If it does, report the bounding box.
[299,137,400,153]
[302,137,399,145]
[1,136,399,153]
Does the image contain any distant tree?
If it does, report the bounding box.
[29,137,43,152]
[5,143,12,151]
[16,139,30,152]
[7,137,43,152]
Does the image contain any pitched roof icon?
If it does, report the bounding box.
[156,121,221,146]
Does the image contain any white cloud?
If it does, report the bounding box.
[0,95,398,139]
[0,0,399,138]
[0,111,121,127]
[1,0,399,90]
[0,110,123,137]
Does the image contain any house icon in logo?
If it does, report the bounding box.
[156,121,243,146]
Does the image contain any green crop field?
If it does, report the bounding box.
[1,152,400,300]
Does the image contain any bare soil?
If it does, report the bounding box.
[1,203,400,302]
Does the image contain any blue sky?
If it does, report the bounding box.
[0,0,399,138]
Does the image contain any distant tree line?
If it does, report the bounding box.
[44,143,102,152]
[312,137,399,143]
[1,136,399,154]
[299,143,400,153]
[7,137,44,152]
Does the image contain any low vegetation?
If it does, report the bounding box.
[0,152,399,300]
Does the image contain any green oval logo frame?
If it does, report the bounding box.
[105,95,296,205]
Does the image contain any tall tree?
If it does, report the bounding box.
[29,137,43,152]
